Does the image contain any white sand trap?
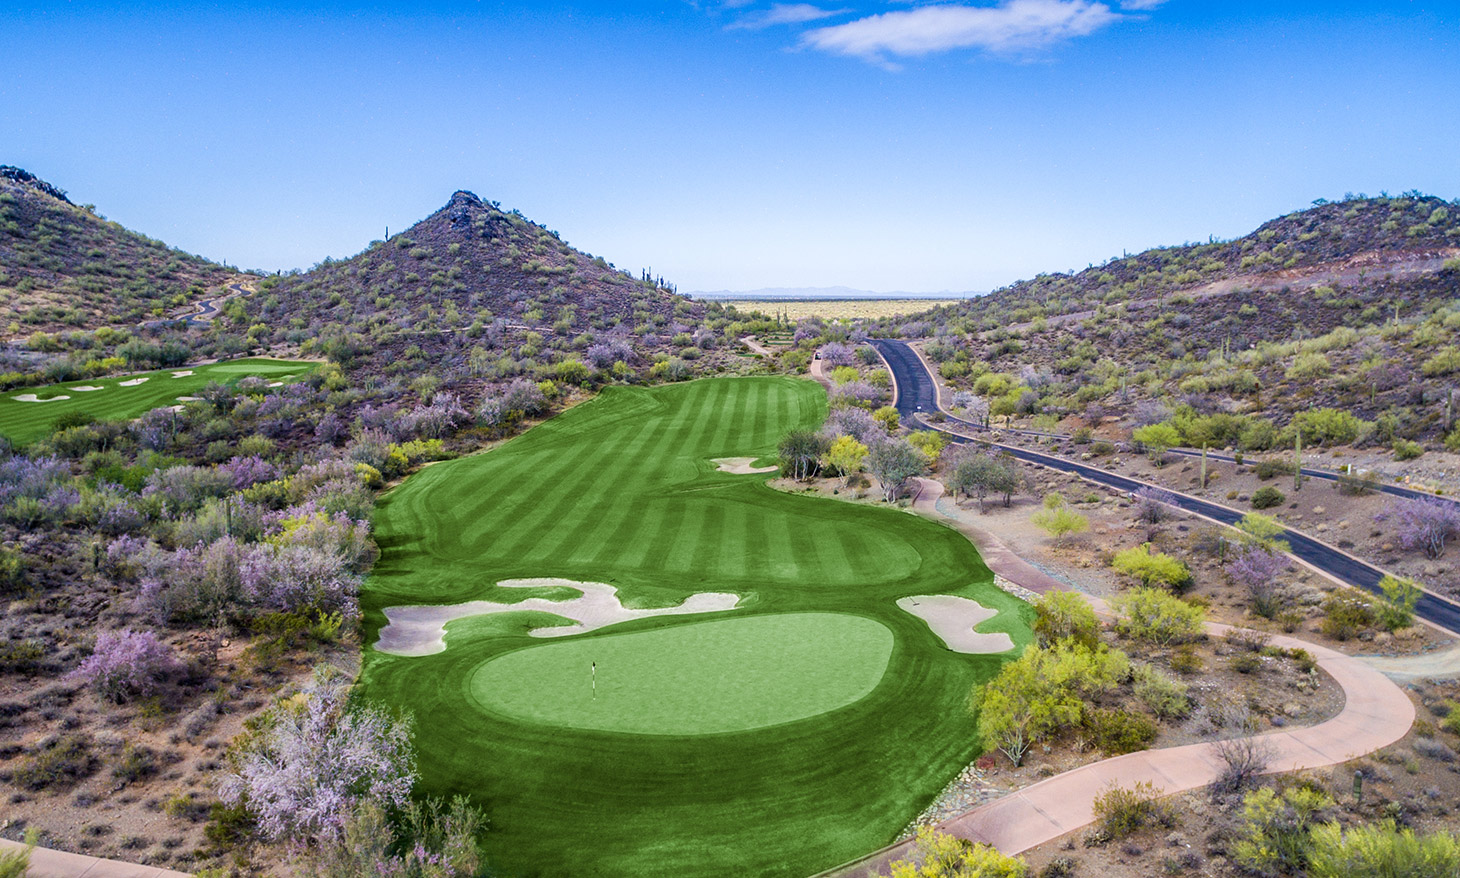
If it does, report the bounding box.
[13,393,70,402]
[72,385,103,392]
[376,578,742,657]
[176,396,200,402]
[712,457,779,475]
[119,377,149,387]
[268,381,284,387]
[897,595,1015,654]
[171,370,194,378]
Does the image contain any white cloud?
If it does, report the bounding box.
[728,3,852,30]
[1119,0,1168,9]
[801,0,1123,63]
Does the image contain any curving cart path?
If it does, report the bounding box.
[823,484,1418,876]
[0,839,190,878]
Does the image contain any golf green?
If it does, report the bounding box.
[359,376,1032,878]
[470,612,895,735]
[0,358,314,444]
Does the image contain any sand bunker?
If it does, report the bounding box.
[72,385,103,392]
[119,377,149,387]
[13,393,69,403]
[268,381,284,387]
[712,457,779,475]
[176,396,200,402]
[897,595,1015,654]
[376,579,742,657]
[171,370,194,378]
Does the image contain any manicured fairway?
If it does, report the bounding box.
[469,612,895,735]
[359,377,1032,878]
[0,358,314,444]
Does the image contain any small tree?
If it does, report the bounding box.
[867,439,926,502]
[1376,574,1421,631]
[823,435,869,485]
[777,430,829,481]
[1132,422,1181,465]
[1031,502,1089,547]
[907,430,948,464]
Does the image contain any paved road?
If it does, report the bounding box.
[878,339,1456,507]
[870,338,1460,635]
[140,282,249,331]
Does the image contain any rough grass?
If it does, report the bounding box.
[359,376,1032,878]
[0,358,312,444]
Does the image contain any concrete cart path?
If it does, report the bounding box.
[0,838,191,878]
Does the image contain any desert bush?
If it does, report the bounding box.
[1289,408,1372,446]
[1132,422,1180,464]
[12,732,99,790]
[1132,664,1190,718]
[1132,486,1176,526]
[0,546,25,594]
[1254,458,1295,480]
[1231,785,1334,877]
[1236,512,1290,552]
[1031,503,1089,546]
[1251,486,1285,509]
[1383,496,1460,559]
[1091,781,1173,840]
[1111,544,1193,592]
[1337,468,1381,495]
[68,629,180,703]
[295,795,486,878]
[867,438,925,502]
[1309,819,1460,878]
[1376,574,1421,631]
[885,826,1027,878]
[1032,591,1100,649]
[1114,588,1205,645]
[1392,439,1425,461]
[1085,707,1157,755]
[220,668,416,843]
[1320,589,1374,640]
[1226,545,1288,618]
[976,642,1129,765]
[0,829,37,878]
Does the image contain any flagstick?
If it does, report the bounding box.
[591,661,596,700]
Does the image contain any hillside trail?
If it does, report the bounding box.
[820,478,1416,877]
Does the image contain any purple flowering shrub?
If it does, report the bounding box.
[816,343,857,367]
[220,670,416,843]
[585,340,633,368]
[68,629,181,702]
[220,456,281,491]
[1382,496,1460,559]
[821,407,883,445]
[406,394,469,440]
[243,545,362,620]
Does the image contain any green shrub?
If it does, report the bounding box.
[1111,544,1193,592]
[1254,458,1295,480]
[1091,781,1172,840]
[886,827,1028,878]
[975,642,1130,765]
[1392,439,1425,461]
[1114,587,1205,645]
[1252,486,1286,509]
[1289,408,1372,446]
[0,546,25,594]
[0,829,38,878]
[1286,352,1331,380]
[1236,512,1290,551]
[1133,422,1181,464]
[1231,785,1334,877]
[12,733,99,790]
[1309,819,1460,878]
[1031,505,1090,545]
[1320,589,1374,640]
[1032,591,1100,648]
[1376,574,1421,631]
[1085,707,1157,755]
[1132,664,1190,718]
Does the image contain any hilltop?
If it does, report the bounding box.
[874,194,1460,448]
[238,190,765,380]
[0,166,236,333]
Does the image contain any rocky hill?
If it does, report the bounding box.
[877,194,1460,450]
[237,190,753,381]
[0,166,236,333]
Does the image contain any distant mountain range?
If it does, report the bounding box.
[688,286,980,301]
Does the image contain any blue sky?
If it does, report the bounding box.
[3,1,1457,293]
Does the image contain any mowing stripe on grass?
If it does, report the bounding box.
[359,377,1032,878]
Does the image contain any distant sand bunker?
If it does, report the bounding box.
[13,393,69,403]
[712,457,779,475]
[171,370,194,378]
[119,377,149,387]
[897,595,1015,654]
[72,386,103,392]
[376,578,742,657]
